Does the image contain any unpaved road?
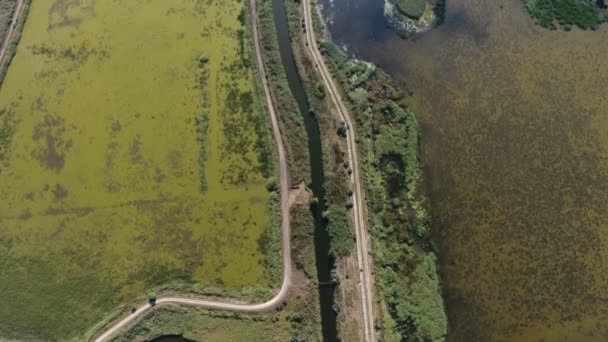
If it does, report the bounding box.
[91,0,292,341]
[0,0,24,65]
[302,1,376,341]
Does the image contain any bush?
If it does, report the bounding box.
[265,177,279,192]
[148,292,157,306]
[314,83,326,99]
[325,206,354,257]
[348,87,369,110]
[336,122,348,138]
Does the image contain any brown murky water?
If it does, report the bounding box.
[321,0,608,340]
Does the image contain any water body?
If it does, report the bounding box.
[271,0,338,340]
[321,0,608,340]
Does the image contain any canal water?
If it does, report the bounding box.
[320,0,608,340]
[272,0,338,340]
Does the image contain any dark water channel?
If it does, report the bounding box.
[272,0,338,340]
[321,0,608,340]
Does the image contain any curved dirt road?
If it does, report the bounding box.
[0,0,24,65]
[92,0,291,341]
[302,1,376,341]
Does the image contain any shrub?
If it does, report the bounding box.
[148,292,157,306]
[348,87,369,110]
[266,177,279,192]
[336,122,348,138]
[325,206,354,257]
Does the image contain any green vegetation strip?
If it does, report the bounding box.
[525,0,607,30]
[320,41,447,341]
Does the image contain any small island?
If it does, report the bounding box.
[384,0,446,37]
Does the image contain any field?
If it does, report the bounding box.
[0,0,274,340]
[114,204,322,342]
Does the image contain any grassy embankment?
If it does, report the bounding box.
[285,1,447,339]
[525,0,607,30]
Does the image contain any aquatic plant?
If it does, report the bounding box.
[525,0,607,29]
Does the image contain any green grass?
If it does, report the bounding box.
[292,203,318,279]
[525,0,607,29]
[114,204,322,342]
[396,0,428,20]
[0,0,277,339]
[325,206,354,257]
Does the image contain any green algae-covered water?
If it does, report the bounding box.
[321,0,608,340]
[0,0,272,339]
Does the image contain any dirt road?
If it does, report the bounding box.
[0,0,24,66]
[301,1,377,341]
[91,0,292,340]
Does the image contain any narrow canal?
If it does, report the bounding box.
[271,0,338,340]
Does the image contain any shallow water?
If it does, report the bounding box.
[321,0,608,340]
[0,0,271,339]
